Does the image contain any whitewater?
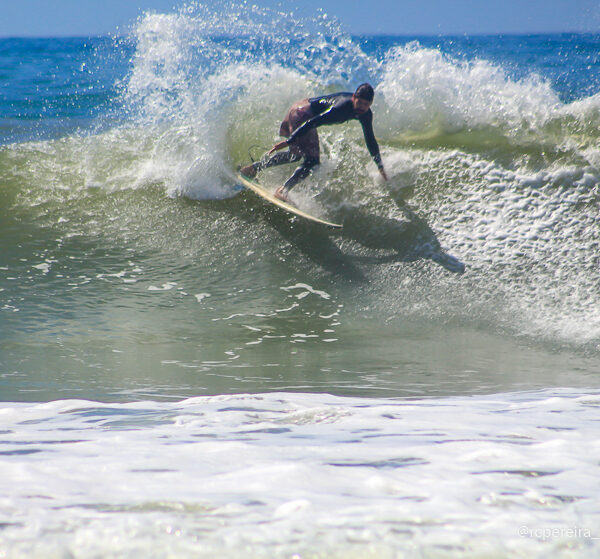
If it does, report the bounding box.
[1,2,599,557]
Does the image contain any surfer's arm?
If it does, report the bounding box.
[285,106,339,145]
[359,111,387,180]
[267,110,330,153]
[268,140,289,154]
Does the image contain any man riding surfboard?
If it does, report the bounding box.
[240,83,388,201]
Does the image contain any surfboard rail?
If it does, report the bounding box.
[236,173,342,229]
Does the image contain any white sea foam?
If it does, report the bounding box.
[378,42,562,136]
[1,390,599,558]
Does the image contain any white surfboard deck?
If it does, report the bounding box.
[236,173,342,229]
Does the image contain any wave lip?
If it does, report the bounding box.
[377,41,600,149]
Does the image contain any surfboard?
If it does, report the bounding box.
[236,173,343,229]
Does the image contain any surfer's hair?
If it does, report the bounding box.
[354,83,375,102]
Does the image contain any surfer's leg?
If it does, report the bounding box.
[280,122,320,192]
[240,99,311,178]
[240,151,300,178]
[279,155,319,194]
[259,151,301,170]
[274,157,318,201]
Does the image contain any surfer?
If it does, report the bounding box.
[240,83,388,201]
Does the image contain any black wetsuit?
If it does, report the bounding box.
[253,92,383,190]
[288,92,383,168]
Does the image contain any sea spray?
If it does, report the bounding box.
[120,2,378,199]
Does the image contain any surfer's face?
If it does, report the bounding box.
[352,95,372,115]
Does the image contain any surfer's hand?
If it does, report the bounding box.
[268,140,288,155]
[379,167,388,181]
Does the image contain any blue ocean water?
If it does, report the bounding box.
[3,32,599,143]
[1,4,600,557]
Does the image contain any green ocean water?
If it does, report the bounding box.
[1,127,598,402]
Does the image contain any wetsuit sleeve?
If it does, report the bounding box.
[359,111,383,168]
[286,106,341,144]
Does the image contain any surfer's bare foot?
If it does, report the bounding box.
[274,186,291,202]
[239,164,257,178]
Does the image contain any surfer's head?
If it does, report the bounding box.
[353,83,374,114]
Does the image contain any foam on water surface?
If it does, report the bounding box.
[1,390,599,557]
